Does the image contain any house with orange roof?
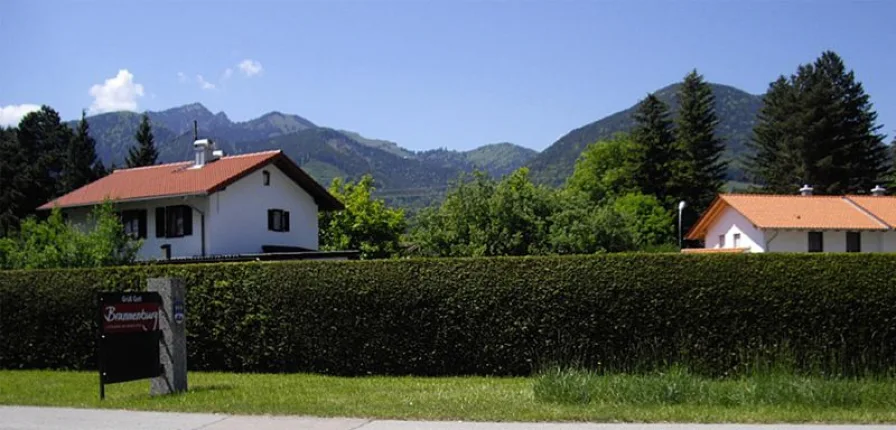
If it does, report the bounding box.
[685,185,896,253]
[39,139,344,261]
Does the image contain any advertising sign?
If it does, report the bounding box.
[98,292,163,398]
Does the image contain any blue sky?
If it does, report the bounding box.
[2,0,895,151]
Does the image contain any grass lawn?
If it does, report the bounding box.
[2,370,896,423]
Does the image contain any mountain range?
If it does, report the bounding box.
[77,82,763,209]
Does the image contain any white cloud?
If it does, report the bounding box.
[88,69,144,114]
[177,72,187,83]
[222,68,233,81]
[238,59,263,77]
[196,74,216,91]
[0,104,41,127]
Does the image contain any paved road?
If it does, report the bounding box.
[2,406,895,430]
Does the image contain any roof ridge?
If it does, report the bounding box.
[113,160,191,173]
[845,196,895,229]
[220,149,282,160]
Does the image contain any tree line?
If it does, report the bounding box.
[323,51,893,258]
[0,109,159,236]
[1,50,892,265]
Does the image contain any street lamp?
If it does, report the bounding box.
[678,200,687,250]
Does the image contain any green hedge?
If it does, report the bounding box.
[1,254,895,376]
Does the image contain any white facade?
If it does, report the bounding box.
[65,162,320,261]
[703,207,896,253]
[704,207,766,252]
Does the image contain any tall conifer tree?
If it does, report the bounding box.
[60,110,103,194]
[674,70,727,214]
[748,51,889,194]
[16,106,71,220]
[628,94,677,206]
[126,113,158,168]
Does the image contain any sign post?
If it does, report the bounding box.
[97,292,163,399]
[147,277,188,396]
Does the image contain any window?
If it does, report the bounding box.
[155,205,193,238]
[263,170,270,186]
[120,210,147,239]
[847,231,861,253]
[718,234,726,248]
[268,209,290,232]
[808,231,824,252]
[733,233,741,248]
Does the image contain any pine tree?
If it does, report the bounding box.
[0,127,28,236]
[125,113,158,168]
[747,76,803,193]
[747,51,889,194]
[674,70,727,214]
[628,94,677,206]
[15,106,71,221]
[60,110,102,194]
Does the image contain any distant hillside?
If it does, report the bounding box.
[416,143,538,178]
[75,103,535,211]
[528,83,763,185]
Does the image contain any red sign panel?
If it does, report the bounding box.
[102,299,160,334]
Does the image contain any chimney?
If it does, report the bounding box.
[192,138,216,168]
[799,184,813,196]
[872,185,886,196]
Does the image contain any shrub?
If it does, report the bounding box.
[1,254,896,376]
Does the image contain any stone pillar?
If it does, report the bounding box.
[147,277,188,395]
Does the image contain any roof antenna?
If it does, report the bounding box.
[193,120,198,141]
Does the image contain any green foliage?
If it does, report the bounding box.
[125,113,158,168]
[0,203,140,270]
[565,134,635,203]
[674,70,727,218]
[3,254,896,377]
[0,127,28,236]
[319,175,406,259]
[60,110,104,195]
[612,193,675,247]
[628,94,678,206]
[547,191,634,254]
[748,51,890,194]
[11,106,72,228]
[409,169,557,256]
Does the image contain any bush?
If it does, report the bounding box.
[2,254,896,376]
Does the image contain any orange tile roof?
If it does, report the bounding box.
[846,196,896,227]
[39,150,343,211]
[686,194,890,240]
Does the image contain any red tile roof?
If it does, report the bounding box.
[39,150,343,211]
[686,194,891,240]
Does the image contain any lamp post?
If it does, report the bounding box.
[678,200,687,250]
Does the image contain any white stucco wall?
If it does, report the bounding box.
[65,196,208,260]
[703,207,766,252]
[764,230,890,253]
[206,163,320,255]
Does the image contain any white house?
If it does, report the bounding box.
[39,139,344,261]
[685,185,896,253]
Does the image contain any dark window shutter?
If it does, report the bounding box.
[268,209,274,231]
[183,206,193,236]
[155,207,166,238]
[138,210,147,239]
[283,211,290,232]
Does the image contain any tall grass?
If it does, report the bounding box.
[533,365,896,408]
